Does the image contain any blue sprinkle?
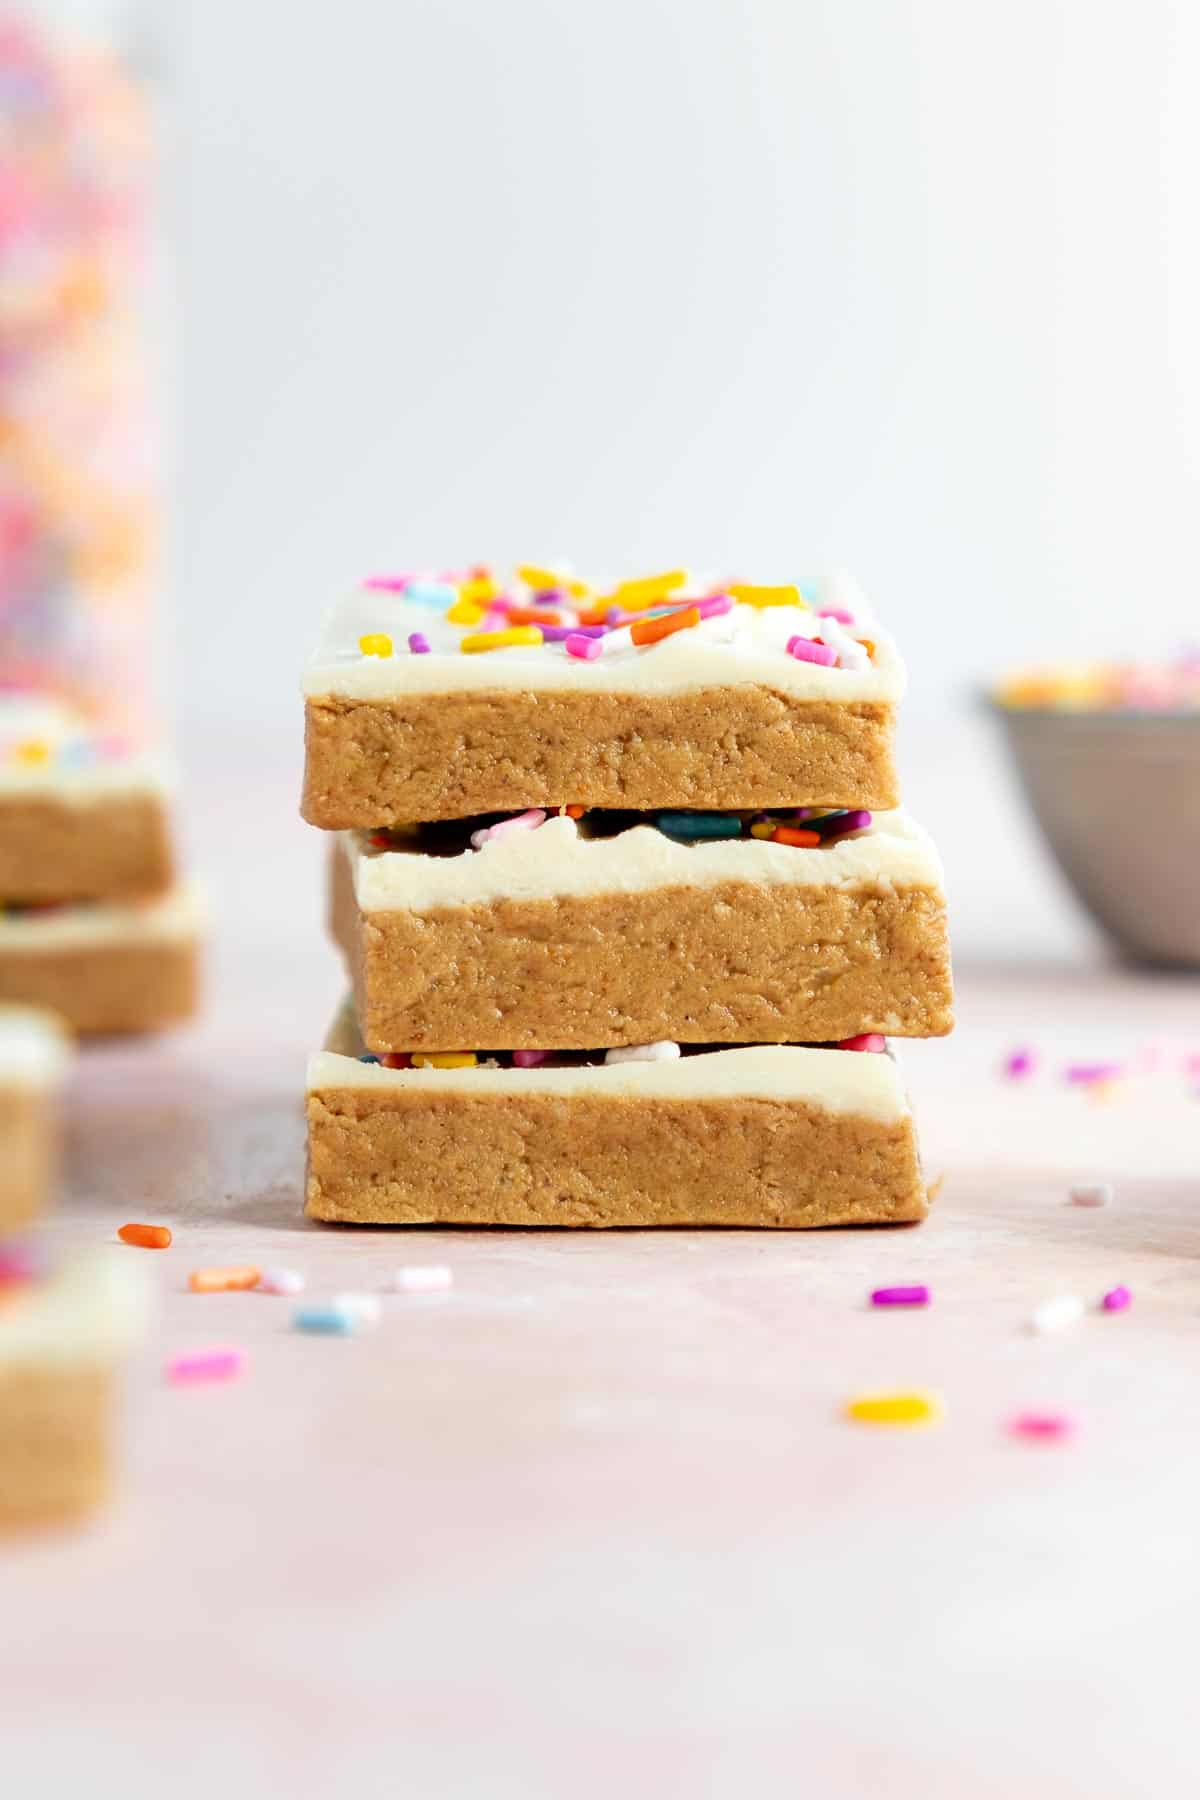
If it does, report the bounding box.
[405,582,458,608]
[358,1053,381,1064]
[655,811,744,842]
[294,1306,356,1335]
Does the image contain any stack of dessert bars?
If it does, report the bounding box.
[0,695,201,1036]
[302,566,952,1228]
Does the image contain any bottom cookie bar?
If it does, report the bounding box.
[0,1253,149,1529]
[0,1006,71,1230]
[0,884,202,1035]
[307,1016,927,1229]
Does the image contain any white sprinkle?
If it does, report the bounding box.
[1069,1183,1113,1208]
[257,1267,305,1296]
[1030,1294,1085,1334]
[604,1041,682,1065]
[331,1291,382,1326]
[385,1265,453,1294]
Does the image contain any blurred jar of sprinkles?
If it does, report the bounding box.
[0,12,157,733]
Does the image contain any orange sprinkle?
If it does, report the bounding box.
[564,804,587,819]
[507,606,563,626]
[118,1222,172,1250]
[630,606,701,647]
[770,827,822,848]
[189,1266,261,1294]
[575,603,612,626]
[858,639,876,659]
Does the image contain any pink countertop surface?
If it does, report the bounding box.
[4,743,1198,1797]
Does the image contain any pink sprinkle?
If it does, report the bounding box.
[0,1242,40,1286]
[1003,1047,1036,1079]
[1102,1284,1132,1312]
[839,1033,886,1053]
[786,636,838,667]
[513,1050,549,1067]
[1065,1062,1125,1085]
[168,1347,246,1386]
[818,606,856,625]
[480,609,508,632]
[364,574,413,592]
[1010,1411,1074,1442]
[566,633,603,661]
[870,1285,930,1307]
[695,593,734,619]
[470,809,547,848]
[407,632,430,654]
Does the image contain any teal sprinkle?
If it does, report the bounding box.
[405,581,458,607]
[294,1306,355,1335]
[655,812,744,842]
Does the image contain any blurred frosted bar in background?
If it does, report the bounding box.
[0,11,156,731]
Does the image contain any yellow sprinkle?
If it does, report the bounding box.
[13,739,51,765]
[728,583,807,609]
[358,634,393,658]
[517,564,565,592]
[460,626,544,654]
[845,1391,943,1426]
[447,598,486,625]
[411,1052,478,1069]
[459,574,498,605]
[610,569,688,610]
[565,577,591,598]
[749,821,774,839]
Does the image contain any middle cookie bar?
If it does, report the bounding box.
[330,806,954,1053]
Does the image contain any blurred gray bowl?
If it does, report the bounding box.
[990,704,1200,967]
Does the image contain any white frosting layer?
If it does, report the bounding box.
[0,882,204,952]
[346,808,943,913]
[0,695,171,798]
[0,1252,151,1365]
[0,1005,72,1086]
[309,1037,909,1124]
[303,572,905,704]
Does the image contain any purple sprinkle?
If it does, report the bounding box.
[870,1284,930,1307]
[1003,1047,1036,1079]
[1065,1062,1125,1085]
[1101,1285,1132,1312]
[539,623,607,643]
[826,809,872,836]
[407,632,431,655]
[513,1050,549,1068]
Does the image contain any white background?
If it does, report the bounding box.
[40,0,1200,956]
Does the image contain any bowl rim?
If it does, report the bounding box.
[979,691,1200,724]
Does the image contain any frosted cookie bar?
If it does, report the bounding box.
[0,1006,70,1230]
[0,883,202,1035]
[306,1007,927,1229]
[0,697,173,903]
[330,807,954,1052]
[302,567,904,826]
[0,1253,149,1528]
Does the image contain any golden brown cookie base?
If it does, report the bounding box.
[306,1086,927,1228]
[0,1365,113,1529]
[0,938,199,1036]
[0,791,172,903]
[302,690,900,827]
[330,849,954,1052]
[0,1086,57,1230]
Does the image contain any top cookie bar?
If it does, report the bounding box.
[301,566,905,826]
